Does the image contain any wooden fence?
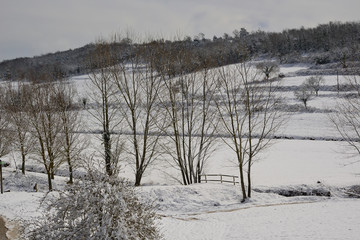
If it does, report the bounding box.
[200,174,239,185]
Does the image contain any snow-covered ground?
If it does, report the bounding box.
[161,198,360,240]
[1,64,360,239]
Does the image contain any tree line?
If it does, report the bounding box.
[1,21,360,81]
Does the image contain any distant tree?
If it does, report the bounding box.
[294,82,315,109]
[333,47,351,68]
[233,29,240,38]
[223,33,230,40]
[233,28,249,39]
[305,75,324,96]
[120,37,132,45]
[239,28,249,39]
[256,61,280,80]
[194,33,205,41]
[184,36,192,42]
[28,171,161,240]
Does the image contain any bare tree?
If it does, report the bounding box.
[305,75,324,96]
[0,115,11,159]
[52,80,86,184]
[294,82,314,109]
[2,81,34,174]
[26,81,63,191]
[87,42,122,177]
[192,60,219,183]
[329,74,360,163]
[334,47,350,69]
[216,61,283,201]
[158,46,218,185]
[256,61,280,80]
[0,87,11,159]
[110,40,164,186]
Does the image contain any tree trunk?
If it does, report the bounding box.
[247,161,252,198]
[247,92,252,198]
[68,157,73,184]
[135,171,142,186]
[239,166,247,202]
[197,161,201,183]
[47,170,53,191]
[103,131,112,176]
[20,135,26,174]
[21,152,26,175]
[50,158,55,180]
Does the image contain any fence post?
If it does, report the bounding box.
[205,175,207,183]
[220,175,223,183]
[233,176,236,185]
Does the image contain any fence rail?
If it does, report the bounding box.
[200,174,239,185]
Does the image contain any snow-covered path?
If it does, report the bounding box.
[161,199,360,240]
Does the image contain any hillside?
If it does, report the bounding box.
[0,64,360,239]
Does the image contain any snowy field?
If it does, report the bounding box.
[1,64,360,239]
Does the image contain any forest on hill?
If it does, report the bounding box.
[0,21,359,80]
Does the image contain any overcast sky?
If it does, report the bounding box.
[1,0,359,61]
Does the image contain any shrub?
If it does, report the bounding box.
[27,171,161,240]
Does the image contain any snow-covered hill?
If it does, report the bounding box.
[1,64,359,239]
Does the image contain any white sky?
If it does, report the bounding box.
[0,0,359,61]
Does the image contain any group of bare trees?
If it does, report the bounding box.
[294,75,324,109]
[79,40,360,203]
[85,38,284,202]
[87,41,165,186]
[85,40,218,186]
[0,38,285,202]
[0,74,83,190]
[2,36,359,210]
[157,52,219,185]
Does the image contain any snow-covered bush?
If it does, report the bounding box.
[256,61,280,80]
[27,171,161,240]
[294,83,315,109]
[305,75,324,96]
